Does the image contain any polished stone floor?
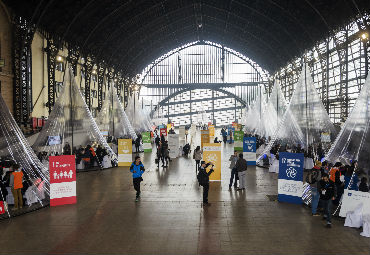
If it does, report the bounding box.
[1,134,370,254]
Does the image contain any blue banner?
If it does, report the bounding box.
[278,152,304,204]
[243,137,256,165]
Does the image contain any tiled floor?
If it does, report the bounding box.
[1,133,369,254]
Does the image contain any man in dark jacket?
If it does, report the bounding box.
[197,161,214,206]
[319,173,337,228]
[235,153,247,190]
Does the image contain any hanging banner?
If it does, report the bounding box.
[243,137,256,165]
[201,130,210,147]
[227,127,234,143]
[179,126,186,139]
[234,131,244,151]
[203,143,221,181]
[167,123,174,132]
[278,152,304,204]
[321,132,331,143]
[118,139,132,166]
[208,124,215,137]
[339,190,370,217]
[0,201,5,215]
[142,132,152,152]
[49,155,77,206]
[168,134,179,158]
[160,128,167,137]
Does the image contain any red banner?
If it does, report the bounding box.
[49,155,77,206]
[160,128,167,137]
[0,201,5,215]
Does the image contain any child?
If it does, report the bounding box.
[10,163,23,210]
[130,156,145,202]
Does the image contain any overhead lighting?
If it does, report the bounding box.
[361,32,369,41]
[92,70,97,75]
[56,56,63,62]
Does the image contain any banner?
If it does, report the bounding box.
[167,123,174,132]
[227,127,234,143]
[49,155,76,206]
[118,139,132,166]
[160,128,167,137]
[201,130,210,147]
[0,201,5,215]
[179,126,185,139]
[203,143,221,181]
[208,125,215,137]
[234,131,244,151]
[278,152,304,204]
[243,137,256,165]
[168,134,179,158]
[321,132,331,143]
[339,189,370,217]
[142,132,152,152]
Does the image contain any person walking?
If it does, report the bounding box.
[228,151,239,190]
[10,164,23,210]
[193,146,203,174]
[135,135,141,153]
[306,161,322,216]
[197,161,214,206]
[130,156,145,202]
[235,153,247,190]
[319,173,337,228]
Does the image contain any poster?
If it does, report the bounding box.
[0,201,5,215]
[160,128,167,137]
[118,139,132,166]
[278,152,304,204]
[203,143,221,181]
[339,190,370,217]
[167,123,174,132]
[201,130,210,147]
[208,124,215,137]
[168,134,179,158]
[321,132,331,143]
[142,132,152,152]
[234,131,244,151]
[49,155,77,206]
[243,137,256,165]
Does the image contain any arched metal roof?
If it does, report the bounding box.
[4,0,370,75]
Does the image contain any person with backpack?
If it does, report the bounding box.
[319,173,337,228]
[130,156,145,202]
[197,161,214,206]
[306,161,322,216]
[235,153,247,190]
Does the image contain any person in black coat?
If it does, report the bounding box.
[319,173,337,228]
[197,161,214,206]
[359,177,369,192]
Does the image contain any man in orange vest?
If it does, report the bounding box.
[10,163,24,210]
[329,162,342,183]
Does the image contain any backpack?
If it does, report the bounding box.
[197,170,207,186]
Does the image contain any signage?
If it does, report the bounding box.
[142,132,152,152]
[168,134,179,158]
[0,201,5,215]
[339,189,370,217]
[321,132,331,143]
[234,131,244,151]
[201,130,210,147]
[243,137,256,165]
[203,143,221,181]
[49,155,77,206]
[160,128,167,137]
[208,125,215,137]
[179,126,185,139]
[118,139,132,166]
[278,152,304,204]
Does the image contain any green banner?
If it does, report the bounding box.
[234,131,244,151]
[142,132,152,152]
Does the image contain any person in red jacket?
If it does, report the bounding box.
[10,163,23,210]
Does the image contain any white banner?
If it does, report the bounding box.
[243,152,256,162]
[340,189,370,217]
[168,134,179,158]
[50,181,76,199]
[278,179,303,197]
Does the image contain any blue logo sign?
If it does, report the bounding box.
[243,137,256,165]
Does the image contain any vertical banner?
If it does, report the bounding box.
[168,134,179,158]
[243,137,256,165]
[160,128,167,137]
[208,124,215,137]
[142,132,152,152]
[49,155,77,206]
[0,201,5,215]
[278,152,304,204]
[118,139,132,166]
[227,126,234,143]
[179,126,185,139]
[203,143,221,181]
[201,130,210,147]
[234,131,244,151]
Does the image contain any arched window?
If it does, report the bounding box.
[139,41,269,126]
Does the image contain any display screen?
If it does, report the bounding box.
[47,136,61,145]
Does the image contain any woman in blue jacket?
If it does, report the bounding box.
[130,156,145,201]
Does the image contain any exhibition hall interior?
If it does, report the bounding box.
[1,0,370,254]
